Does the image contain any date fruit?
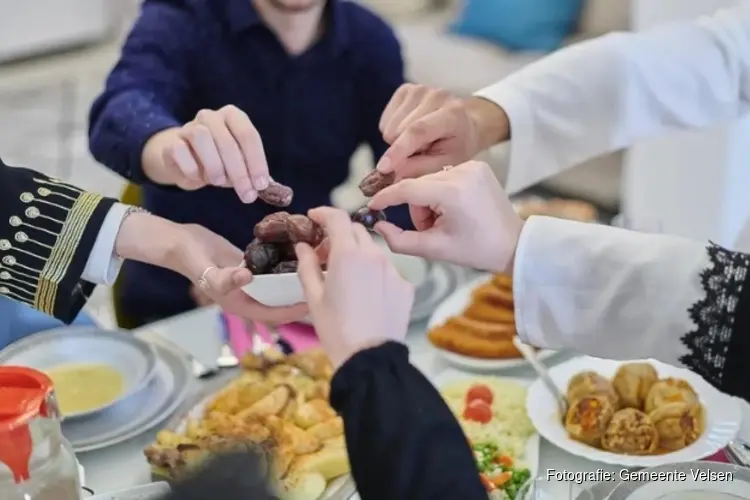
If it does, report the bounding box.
[244,239,281,274]
[272,261,298,274]
[277,241,298,261]
[286,214,325,247]
[254,212,291,243]
[351,207,386,231]
[359,170,395,197]
[258,181,293,207]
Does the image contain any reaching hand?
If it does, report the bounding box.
[144,105,270,203]
[368,161,523,274]
[115,214,308,324]
[295,207,414,369]
[377,84,510,180]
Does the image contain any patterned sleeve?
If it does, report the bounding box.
[0,160,115,323]
[679,244,750,400]
[513,216,750,401]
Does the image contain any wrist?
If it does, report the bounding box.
[141,127,182,185]
[465,97,510,151]
[114,212,186,272]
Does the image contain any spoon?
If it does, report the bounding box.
[512,336,568,420]
[216,314,240,369]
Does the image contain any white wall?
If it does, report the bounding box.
[623,0,749,245]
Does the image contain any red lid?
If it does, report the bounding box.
[0,366,54,483]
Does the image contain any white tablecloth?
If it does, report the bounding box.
[77,306,750,499]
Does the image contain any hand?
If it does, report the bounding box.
[142,105,270,203]
[115,214,309,324]
[295,207,414,369]
[377,84,510,180]
[368,161,523,273]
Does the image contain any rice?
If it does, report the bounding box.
[440,377,535,463]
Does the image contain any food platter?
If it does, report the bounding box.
[433,369,540,499]
[145,347,354,500]
[428,274,557,371]
[527,356,742,468]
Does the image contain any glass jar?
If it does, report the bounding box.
[0,366,80,500]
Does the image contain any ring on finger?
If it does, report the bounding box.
[198,266,217,290]
[442,165,453,172]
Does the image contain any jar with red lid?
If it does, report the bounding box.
[0,366,80,500]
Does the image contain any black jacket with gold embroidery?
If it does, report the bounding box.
[0,159,115,322]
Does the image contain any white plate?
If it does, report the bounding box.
[609,461,750,499]
[243,239,429,307]
[427,274,557,371]
[527,356,742,468]
[69,343,193,453]
[0,326,158,419]
[433,369,540,477]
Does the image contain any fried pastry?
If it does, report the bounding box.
[428,324,520,359]
[471,283,514,309]
[565,394,616,447]
[644,378,699,414]
[601,408,658,455]
[491,273,513,290]
[612,363,658,409]
[462,301,515,324]
[567,371,620,409]
[649,402,705,451]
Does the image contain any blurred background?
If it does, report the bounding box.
[0,0,744,325]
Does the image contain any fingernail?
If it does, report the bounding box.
[377,157,391,173]
[241,189,257,203]
[254,176,270,190]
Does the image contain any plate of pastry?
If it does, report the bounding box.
[526,356,742,467]
[512,196,599,222]
[427,274,557,371]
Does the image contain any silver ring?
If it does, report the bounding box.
[198,266,216,290]
[442,165,452,172]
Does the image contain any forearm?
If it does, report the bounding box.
[330,342,486,500]
[513,216,750,400]
[476,6,750,194]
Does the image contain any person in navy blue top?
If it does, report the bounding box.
[88,0,410,327]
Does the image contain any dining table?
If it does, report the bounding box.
[77,305,750,499]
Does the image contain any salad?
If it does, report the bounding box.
[472,442,531,500]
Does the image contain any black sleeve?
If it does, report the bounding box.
[679,242,750,402]
[330,342,486,500]
[0,159,115,322]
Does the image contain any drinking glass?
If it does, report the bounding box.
[514,477,595,500]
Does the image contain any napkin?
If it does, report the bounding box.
[705,449,729,463]
[222,313,320,355]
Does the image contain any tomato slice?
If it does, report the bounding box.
[466,384,494,406]
[488,471,513,488]
[494,455,513,468]
[463,399,493,424]
[479,473,496,492]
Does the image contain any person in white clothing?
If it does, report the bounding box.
[365,6,750,398]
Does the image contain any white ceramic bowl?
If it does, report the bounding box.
[243,240,429,307]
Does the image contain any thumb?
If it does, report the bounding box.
[205,267,252,295]
[374,221,448,261]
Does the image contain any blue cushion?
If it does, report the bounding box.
[450,0,583,52]
[0,296,97,350]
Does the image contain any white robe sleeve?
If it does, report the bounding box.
[475,6,750,194]
[513,216,750,394]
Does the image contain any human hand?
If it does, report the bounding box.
[368,161,523,273]
[115,214,308,324]
[377,84,510,180]
[143,105,270,203]
[295,207,413,369]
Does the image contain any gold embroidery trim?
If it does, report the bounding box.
[34,191,102,314]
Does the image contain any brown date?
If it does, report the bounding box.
[285,214,324,247]
[272,261,298,274]
[258,181,293,207]
[359,170,395,197]
[254,212,291,243]
[244,239,281,274]
[277,241,298,261]
[351,207,386,231]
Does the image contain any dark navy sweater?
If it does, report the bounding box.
[88,0,408,322]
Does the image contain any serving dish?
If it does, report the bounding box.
[0,326,158,419]
[243,238,429,308]
[428,274,557,371]
[527,357,742,468]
